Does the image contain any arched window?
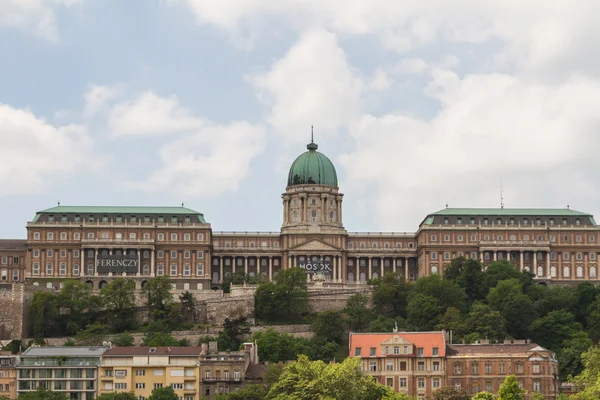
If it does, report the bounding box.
[183,283,190,290]
[431,266,438,274]
[590,267,597,278]
[524,266,530,272]
[88,250,94,258]
[359,272,366,283]
[143,264,150,275]
[537,267,544,277]
[87,264,94,275]
[347,272,354,282]
[372,272,379,280]
[329,211,335,222]
[292,210,298,222]
[576,266,583,278]
[563,266,571,277]
[143,250,150,258]
[311,210,317,223]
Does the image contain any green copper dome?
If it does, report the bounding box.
[287,140,338,187]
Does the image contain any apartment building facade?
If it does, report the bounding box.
[349,331,447,398]
[99,347,202,400]
[16,346,107,400]
[446,341,559,399]
[0,351,18,399]
[0,241,25,284]
[3,139,600,289]
[350,332,559,399]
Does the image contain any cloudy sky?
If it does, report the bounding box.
[2,0,600,238]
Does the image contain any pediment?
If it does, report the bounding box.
[381,335,413,346]
[290,239,341,252]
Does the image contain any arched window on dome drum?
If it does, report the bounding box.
[311,210,317,223]
[292,210,298,222]
[329,211,335,222]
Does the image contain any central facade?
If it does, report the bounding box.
[2,139,600,290]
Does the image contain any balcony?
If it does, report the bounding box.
[81,238,155,246]
[479,240,550,249]
[202,377,242,383]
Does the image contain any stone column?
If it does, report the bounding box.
[546,251,550,278]
[355,259,359,284]
[137,248,141,277]
[519,251,524,271]
[268,257,273,281]
[585,253,589,279]
[404,258,408,280]
[368,257,372,280]
[380,258,383,278]
[283,199,288,224]
[151,250,155,276]
[332,256,336,282]
[493,251,497,261]
[533,251,537,275]
[337,196,343,224]
[287,255,291,271]
[80,250,84,277]
[219,257,224,283]
[245,256,249,275]
[321,195,326,223]
[393,258,397,273]
[94,248,98,277]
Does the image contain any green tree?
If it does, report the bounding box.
[58,280,99,335]
[344,294,373,331]
[435,307,466,341]
[559,331,593,380]
[255,268,309,322]
[456,258,485,303]
[251,329,302,363]
[75,322,109,346]
[265,355,406,400]
[571,345,600,399]
[96,393,137,400]
[112,332,135,347]
[179,291,196,322]
[218,316,251,351]
[529,310,580,352]
[100,278,137,332]
[429,387,470,400]
[497,375,525,400]
[465,302,506,342]
[487,279,537,339]
[481,260,533,295]
[371,272,412,318]
[18,388,68,400]
[533,285,577,318]
[575,282,600,325]
[412,274,468,313]
[148,386,179,400]
[142,332,180,347]
[29,291,59,337]
[142,275,175,321]
[312,310,346,343]
[406,294,444,331]
[368,316,407,333]
[471,393,495,400]
[443,256,467,282]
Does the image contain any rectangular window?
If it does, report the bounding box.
[433,362,440,371]
[433,378,440,389]
[354,348,362,357]
[418,378,425,388]
[432,347,439,356]
[417,347,424,356]
[196,263,204,276]
[418,361,425,371]
[136,369,145,376]
[136,383,145,389]
[386,362,393,371]
[369,347,376,357]
[369,362,376,372]
[171,383,184,390]
[400,378,407,388]
[115,383,127,390]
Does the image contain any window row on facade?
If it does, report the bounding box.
[429,232,597,244]
[31,231,207,242]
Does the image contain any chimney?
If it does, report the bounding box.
[200,343,208,355]
[209,341,218,353]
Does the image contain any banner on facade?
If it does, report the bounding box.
[299,258,332,274]
[96,255,139,274]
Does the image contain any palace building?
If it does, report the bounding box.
[2,138,600,289]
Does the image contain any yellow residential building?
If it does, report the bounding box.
[98,347,202,400]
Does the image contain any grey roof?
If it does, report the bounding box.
[21,346,108,357]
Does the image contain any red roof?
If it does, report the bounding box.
[349,332,447,357]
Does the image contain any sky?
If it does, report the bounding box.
[2,0,600,238]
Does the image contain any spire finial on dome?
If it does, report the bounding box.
[307,126,318,150]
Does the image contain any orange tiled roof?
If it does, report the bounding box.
[349,331,447,357]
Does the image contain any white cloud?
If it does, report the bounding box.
[339,71,600,230]
[0,104,94,194]
[108,91,204,137]
[367,69,392,91]
[83,84,119,117]
[0,0,80,42]
[133,121,266,197]
[248,28,363,143]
